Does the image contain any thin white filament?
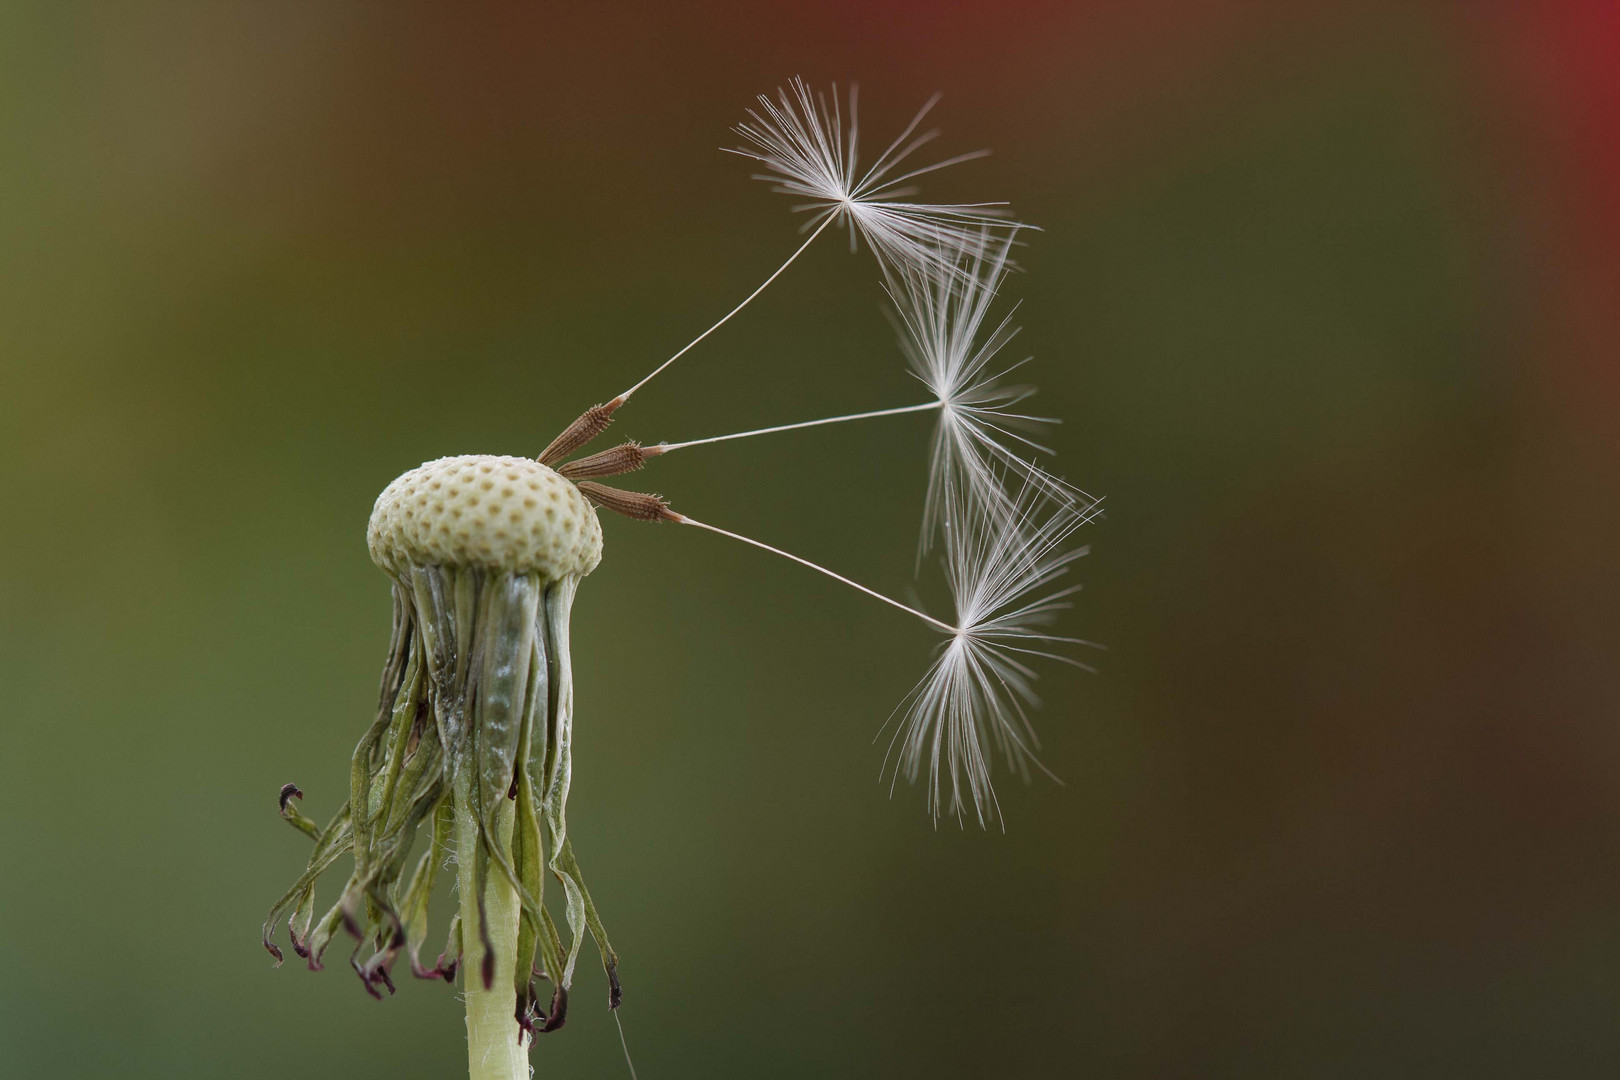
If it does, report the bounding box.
[614,1009,640,1080]
[616,214,836,402]
[677,515,957,634]
[657,400,939,453]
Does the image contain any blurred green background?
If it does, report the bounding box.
[3,2,1618,1076]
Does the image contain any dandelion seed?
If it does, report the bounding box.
[632,473,1101,829]
[615,77,1026,405]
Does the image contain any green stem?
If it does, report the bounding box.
[455,794,528,1080]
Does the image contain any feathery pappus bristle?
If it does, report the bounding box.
[732,77,1029,284]
[886,229,1096,555]
[886,473,1102,827]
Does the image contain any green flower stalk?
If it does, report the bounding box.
[264,455,621,1079]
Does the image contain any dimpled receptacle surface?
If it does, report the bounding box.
[368,455,603,578]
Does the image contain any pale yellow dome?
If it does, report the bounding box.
[367,455,602,578]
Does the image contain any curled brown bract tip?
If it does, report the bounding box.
[538,985,569,1033]
[278,783,303,811]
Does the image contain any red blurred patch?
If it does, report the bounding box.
[1485,3,1620,416]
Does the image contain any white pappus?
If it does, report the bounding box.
[588,79,1101,826]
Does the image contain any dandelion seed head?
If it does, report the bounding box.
[267,77,1092,1064]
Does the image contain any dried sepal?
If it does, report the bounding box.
[511,633,551,1021]
[262,800,353,963]
[277,784,321,840]
[402,796,453,978]
[435,912,462,983]
[554,836,622,1008]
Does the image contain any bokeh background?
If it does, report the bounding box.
[3,2,1618,1076]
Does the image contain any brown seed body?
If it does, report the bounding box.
[557,441,653,480]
